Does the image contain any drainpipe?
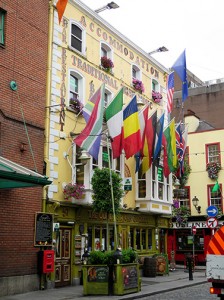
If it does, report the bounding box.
[43,0,54,212]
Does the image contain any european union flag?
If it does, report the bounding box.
[172,49,188,101]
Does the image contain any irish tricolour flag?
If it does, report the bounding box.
[105,88,123,159]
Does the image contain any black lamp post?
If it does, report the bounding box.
[82,249,90,265]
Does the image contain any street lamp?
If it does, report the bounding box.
[95,2,119,13]
[148,46,168,56]
[192,196,201,214]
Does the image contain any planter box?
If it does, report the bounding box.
[82,263,141,296]
[113,263,141,295]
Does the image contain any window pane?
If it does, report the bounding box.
[70,75,78,93]
[208,144,219,163]
[71,36,82,52]
[101,47,107,57]
[72,24,82,39]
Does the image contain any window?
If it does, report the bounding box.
[104,88,113,108]
[179,186,190,208]
[206,143,220,164]
[152,79,159,92]
[70,22,85,54]
[0,9,6,46]
[100,42,112,60]
[70,75,78,100]
[130,228,152,250]
[208,184,222,209]
[69,70,84,106]
[132,64,141,80]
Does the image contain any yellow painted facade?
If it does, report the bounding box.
[44,0,172,287]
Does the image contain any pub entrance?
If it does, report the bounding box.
[55,228,71,287]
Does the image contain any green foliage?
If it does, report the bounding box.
[88,249,137,265]
[121,248,137,263]
[91,168,124,215]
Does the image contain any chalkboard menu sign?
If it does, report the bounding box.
[123,266,138,289]
[87,266,108,282]
[34,213,53,246]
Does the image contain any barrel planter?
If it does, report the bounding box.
[143,257,157,277]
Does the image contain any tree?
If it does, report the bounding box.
[91,168,124,250]
[91,168,124,215]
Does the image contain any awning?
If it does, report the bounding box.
[0,156,52,189]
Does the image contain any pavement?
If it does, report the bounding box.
[0,266,208,300]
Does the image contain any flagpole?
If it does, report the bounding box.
[106,135,118,249]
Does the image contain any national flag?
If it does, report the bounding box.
[135,104,149,172]
[212,181,220,193]
[153,113,165,163]
[105,88,123,159]
[172,49,188,101]
[56,0,68,24]
[161,133,170,177]
[167,72,175,113]
[123,96,141,159]
[141,111,157,175]
[175,123,184,177]
[83,86,103,123]
[163,119,178,172]
[74,84,105,160]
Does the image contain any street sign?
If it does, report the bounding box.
[207,205,218,217]
[192,226,197,235]
[206,217,218,228]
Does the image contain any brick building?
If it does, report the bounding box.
[0,1,51,296]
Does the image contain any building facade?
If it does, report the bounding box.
[44,0,173,288]
[168,112,224,265]
[0,0,50,296]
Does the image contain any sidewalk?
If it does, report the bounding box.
[0,267,207,300]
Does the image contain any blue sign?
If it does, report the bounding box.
[207,205,218,217]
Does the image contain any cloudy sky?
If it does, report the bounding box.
[81,0,224,82]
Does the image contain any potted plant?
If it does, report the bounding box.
[63,182,85,201]
[152,90,163,103]
[100,56,114,73]
[206,162,221,179]
[82,249,140,296]
[69,98,83,115]
[132,79,145,93]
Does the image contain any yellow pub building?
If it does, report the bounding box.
[44,0,173,287]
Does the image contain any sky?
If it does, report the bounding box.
[81,0,224,82]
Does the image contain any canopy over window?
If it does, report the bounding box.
[0,156,51,189]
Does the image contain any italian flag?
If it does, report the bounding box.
[105,88,123,159]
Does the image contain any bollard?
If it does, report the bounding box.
[187,256,193,281]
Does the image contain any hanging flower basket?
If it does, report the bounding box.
[206,162,221,180]
[152,90,163,103]
[132,79,145,93]
[63,182,85,200]
[69,98,83,115]
[172,200,190,224]
[100,56,114,72]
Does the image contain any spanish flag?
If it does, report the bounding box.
[123,96,141,159]
[56,0,68,24]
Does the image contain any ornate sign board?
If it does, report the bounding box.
[34,213,53,247]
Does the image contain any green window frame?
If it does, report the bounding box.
[0,9,5,46]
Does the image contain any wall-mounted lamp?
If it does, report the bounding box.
[192,196,201,214]
[173,178,181,189]
[20,142,27,152]
[79,150,91,165]
[95,2,119,13]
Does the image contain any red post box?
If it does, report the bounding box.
[38,250,54,273]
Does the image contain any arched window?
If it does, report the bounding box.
[70,22,86,54]
[69,70,85,106]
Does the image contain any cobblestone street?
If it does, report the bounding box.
[140,282,216,300]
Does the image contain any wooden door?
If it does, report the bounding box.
[55,228,71,287]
